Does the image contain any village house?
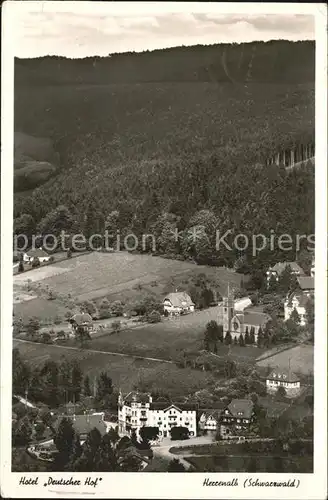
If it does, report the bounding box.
[163,292,195,316]
[218,295,270,341]
[297,276,314,296]
[310,257,315,278]
[118,391,198,438]
[198,404,226,433]
[219,399,255,439]
[266,261,304,287]
[266,368,301,397]
[56,404,108,442]
[284,292,310,326]
[234,297,252,311]
[69,313,93,334]
[23,248,50,264]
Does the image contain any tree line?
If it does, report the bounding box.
[13,348,116,410]
[15,40,314,85]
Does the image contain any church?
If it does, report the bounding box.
[217,295,271,341]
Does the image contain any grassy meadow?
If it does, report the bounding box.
[13,339,215,398]
[13,251,243,303]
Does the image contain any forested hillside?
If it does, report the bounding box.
[15,40,314,85]
[14,40,315,273]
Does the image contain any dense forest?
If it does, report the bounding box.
[15,40,314,85]
[14,40,314,273]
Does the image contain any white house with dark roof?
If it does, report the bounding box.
[284,292,310,326]
[163,292,195,315]
[118,391,197,438]
[234,297,252,311]
[23,248,50,263]
[199,403,226,432]
[69,313,93,334]
[219,399,255,439]
[266,261,304,287]
[266,369,301,397]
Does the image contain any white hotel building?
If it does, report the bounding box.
[118,391,198,438]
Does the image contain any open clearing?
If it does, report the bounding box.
[14,297,69,324]
[13,252,243,302]
[256,344,313,376]
[89,310,262,361]
[13,340,215,397]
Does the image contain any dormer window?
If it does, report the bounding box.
[278,374,281,378]
[272,373,276,377]
[283,375,287,379]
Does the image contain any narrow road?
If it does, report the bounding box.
[13,394,37,409]
[14,338,174,364]
[153,436,213,469]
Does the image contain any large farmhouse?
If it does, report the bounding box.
[219,399,255,439]
[118,391,197,438]
[266,261,304,287]
[23,248,50,264]
[163,292,195,316]
[69,313,93,334]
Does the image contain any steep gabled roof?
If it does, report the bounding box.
[163,292,194,307]
[286,292,309,308]
[297,276,314,291]
[267,369,300,383]
[243,311,271,327]
[70,313,93,325]
[234,297,252,311]
[55,413,107,437]
[227,399,254,419]
[269,261,303,275]
[124,391,150,404]
[149,402,198,411]
[25,248,49,258]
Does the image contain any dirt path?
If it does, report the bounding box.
[14,338,174,364]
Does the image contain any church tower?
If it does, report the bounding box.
[218,285,235,334]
